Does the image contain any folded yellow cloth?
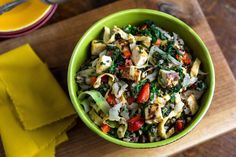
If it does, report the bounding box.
[0,44,77,157]
[35,133,68,157]
[0,44,75,130]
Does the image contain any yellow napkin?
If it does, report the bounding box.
[0,44,75,130]
[0,44,77,157]
[35,133,68,157]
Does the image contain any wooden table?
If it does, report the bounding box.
[0,0,236,156]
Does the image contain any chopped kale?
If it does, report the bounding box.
[162,105,172,117]
[108,128,118,138]
[124,130,131,138]
[141,124,154,134]
[170,94,175,103]
[150,82,161,102]
[97,84,110,96]
[123,24,139,35]
[108,61,117,74]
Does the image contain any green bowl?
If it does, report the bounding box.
[68,9,215,148]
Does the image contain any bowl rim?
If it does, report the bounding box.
[68,9,215,148]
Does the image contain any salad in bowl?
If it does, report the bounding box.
[76,20,207,143]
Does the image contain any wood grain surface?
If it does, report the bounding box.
[0,0,236,156]
[173,0,236,156]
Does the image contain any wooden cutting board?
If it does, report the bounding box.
[0,0,236,156]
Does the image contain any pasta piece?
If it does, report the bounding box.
[91,40,106,55]
[187,94,199,115]
[190,58,201,77]
[117,118,128,138]
[78,90,110,115]
[93,73,115,88]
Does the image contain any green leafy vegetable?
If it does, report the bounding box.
[150,82,160,102]
[123,24,139,34]
[162,106,172,117]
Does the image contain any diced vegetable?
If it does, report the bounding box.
[154,39,162,46]
[122,48,132,58]
[175,120,184,132]
[127,97,135,105]
[101,123,111,133]
[128,115,144,132]
[106,93,116,106]
[137,83,150,103]
[182,53,191,65]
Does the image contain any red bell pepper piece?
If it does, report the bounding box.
[137,83,150,103]
[128,114,144,132]
[175,120,185,132]
[101,123,111,133]
[106,93,116,106]
[182,53,191,65]
[127,96,135,105]
[154,39,162,46]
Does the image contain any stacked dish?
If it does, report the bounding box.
[0,0,57,38]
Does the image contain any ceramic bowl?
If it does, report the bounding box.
[68,9,215,148]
